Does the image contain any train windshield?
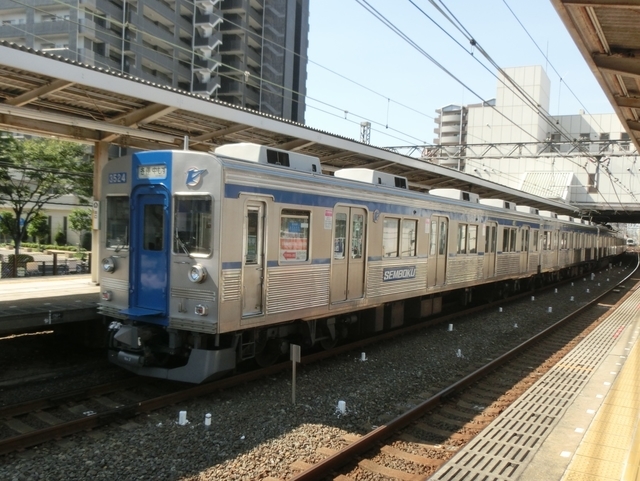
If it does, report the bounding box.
[106,196,129,250]
[173,195,212,256]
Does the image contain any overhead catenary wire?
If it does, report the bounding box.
[418,0,628,213]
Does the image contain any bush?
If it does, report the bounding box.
[8,254,34,265]
[54,230,67,246]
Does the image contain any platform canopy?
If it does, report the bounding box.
[0,41,606,220]
[552,0,640,155]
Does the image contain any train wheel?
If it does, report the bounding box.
[255,339,282,367]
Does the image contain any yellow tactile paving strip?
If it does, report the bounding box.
[563,340,640,481]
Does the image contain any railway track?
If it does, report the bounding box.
[0,260,634,460]
[282,263,639,481]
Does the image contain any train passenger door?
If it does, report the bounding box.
[242,201,265,317]
[128,186,170,321]
[428,216,448,287]
[484,222,497,278]
[331,206,366,302]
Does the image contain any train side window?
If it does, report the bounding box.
[280,209,309,262]
[401,219,417,257]
[457,224,467,254]
[173,196,212,256]
[468,225,478,254]
[502,227,517,252]
[383,218,400,257]
[106,196,129,250]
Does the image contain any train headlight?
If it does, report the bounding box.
[188,264,207,283]
[102,256,116,273]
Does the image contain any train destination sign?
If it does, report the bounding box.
[138,164,167,179]
[382,266,417,282]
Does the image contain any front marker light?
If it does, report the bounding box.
[102,256,116,273]
[188,264,207,283]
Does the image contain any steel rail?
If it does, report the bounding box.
[0,256,634,456]
[289,255,639,481]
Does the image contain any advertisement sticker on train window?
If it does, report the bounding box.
[138,164,167,179]
[108,172,127,184]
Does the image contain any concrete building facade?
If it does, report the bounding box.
[0,0,309,121]
[432,66,638,218]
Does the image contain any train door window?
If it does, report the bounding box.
[383,218,400,257]
[532,230,539,251]
[351,213,365,259]
[173,195,212,256]
[457,224,467,254]
[484,225,497,253]
[280,210,310,262]
[543,231,550,250]
[438,219,447,255]
[521,229,529,251]
[468,225,478,254]
[106,196,129,250]
[490,225,496,253]
[401,219,417,257]
[430,220,438,256]
[245,209,259,264]
[334,212,347,259]
[143,204,164,251]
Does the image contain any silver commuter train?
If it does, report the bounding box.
[98,143,626,383]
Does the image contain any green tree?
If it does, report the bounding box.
[26,211,49,244]
[0,135,92,267]
[69,208,92,252]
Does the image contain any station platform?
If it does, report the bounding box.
[0,275,99,335]
[432,281,640,481]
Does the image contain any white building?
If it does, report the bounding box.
[431,66,637,218]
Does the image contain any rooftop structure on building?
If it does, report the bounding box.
[0,0,308,122]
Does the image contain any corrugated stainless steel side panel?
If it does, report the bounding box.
[497,253,519,276]
[221,269,241,302]
[528,252,539,271]
[266,265,330,314]
[367,260,427,297]
[446,256,483,284]
[558,250,569,266]
[101,277,129,291]
[541,250,557,269]
[171,287,216,302]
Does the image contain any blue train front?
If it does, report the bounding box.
[99,149,232,383]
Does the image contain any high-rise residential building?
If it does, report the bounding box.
[0,0,308,122]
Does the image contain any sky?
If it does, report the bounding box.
[303,0,613,149]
